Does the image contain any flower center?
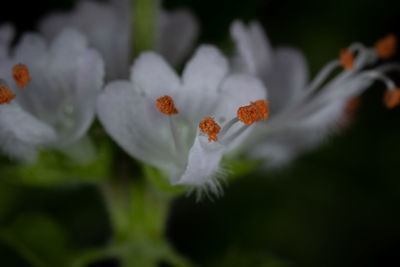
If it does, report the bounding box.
[199,117,221,142]
[0,86,16,104]
[340,48,355,70]
[237,100,269,125]
[383,88,400,109]
[374,34,397,59]
[13,64,31,89]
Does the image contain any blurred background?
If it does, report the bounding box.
[1,0,400,266]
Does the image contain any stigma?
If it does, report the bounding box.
[237,100,269,125]
[340,48,355,70]
[156,95,179,115]
[13,64,31,89]
[0,86,16,104]
[374,34,397,59]
[199,117,221,142]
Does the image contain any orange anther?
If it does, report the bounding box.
[383,88,400,109]
[237,100,269,125]
[199,117,221,142]
[374,34,397,59]
[340,48,355,70]
[0,86,16,104]
[253,100,269,120]
[156,95,178,115]
[13,64,31,88]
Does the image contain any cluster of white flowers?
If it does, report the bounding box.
[0,0,398,195]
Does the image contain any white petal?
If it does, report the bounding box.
[49,28,88,60]
[39,0,131,80]
[0,103,57,162]
[248,140,296,167]
[0,23,14,60]
[230,20,273,75]
[248,100,346,166]
[97,80,177,170]
[266,47,309,112]
[173,135,225,190]
[66,48,104,144]
[214,74,267,122]
[178,45,228,122]
[130,52,180,100]
[156,9,199,66]
[13,32,47,66]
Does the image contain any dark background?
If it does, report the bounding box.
[1,0,400,266]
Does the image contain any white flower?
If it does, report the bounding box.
[231,20,399,166]
[0,25,104,162]
[97,45,267,196]
[39,0,199,80]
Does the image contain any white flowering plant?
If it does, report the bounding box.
[0,0,399,266]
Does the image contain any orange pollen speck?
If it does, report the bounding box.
[383,88,400,109]
[156,95,178,115]
[237,100,269,125]
[374,34,397,59]
[13,64,31,89]
[0,86,16,104]
[340,48,355,70]
[199,117,221,142]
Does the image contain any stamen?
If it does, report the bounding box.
[340,48,355,70]
[12,64,31,89]
[237,100,269,125]
[304,60,340,93]
[199,117,221,142]
[374,34,397,59]
[364,71,396,89]
[383,88,400,109]
[0,86,16,104]
[156,95,178,115]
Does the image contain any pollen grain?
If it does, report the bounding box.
[156,95,179,115]
[0,86,16,104]
[340,48,355,70]
[374,34,397,59]
[237,100,269,125]
[13,64,31,89]
[199,117,221,142]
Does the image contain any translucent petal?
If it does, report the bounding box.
[172,135,225,189]
[177,45,229,122]
[39,0,131,80]
[97,81,178,170]
[0,103,57,161]
[0,23,14,60]
[214,74,267,123]
[156,9,199,66]
[130,52,180,100]
[13,29,104,146]
[267,47,309,112]
[230,20,273,75]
